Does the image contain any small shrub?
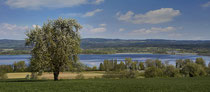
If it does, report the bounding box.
[75,74,84,79]
[92,66,97,71]
[37,71,43,76]
[30,72,38,79]
[145,67,163,78]
[0,70,8,80]
[102,71,118,79]
[164,65,180,77]
[139,62,145,70]
[0,74,8,80]
[181,63,206,77]
[94,76,100,79]
[41,77,47,80]
[25,74,30,80]
[103,71,138,79]
[120,71,136,78]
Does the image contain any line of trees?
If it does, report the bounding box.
[0,61,28,79]
[81,49,116,54]
[0,61,28,73]
[0,49,116,55]
[1,58,210,79]
[99,58,141,71]
[0,50,30,55]
[99,58,210,78]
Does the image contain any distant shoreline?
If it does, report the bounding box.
[115,53,153,54]
[116,53,197,55]
[0,52,198,56]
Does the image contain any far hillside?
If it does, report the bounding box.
[81,38,210,49]
[1,38,210,55]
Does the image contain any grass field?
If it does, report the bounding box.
[0,77,210,92]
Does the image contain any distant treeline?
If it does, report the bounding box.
[81,49,116,54]
[2,38,210,49]
[0,50,30,55]
[1,58,210,79]
[98,58,210,78]
[0,48,209,55]
[81,38,210,49]
[0,49,115,55]
[0,61,29,73]
[1,38,210,55]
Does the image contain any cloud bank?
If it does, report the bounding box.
[0,23,28,39]
[62,9,103,17]
[131,26,176,35]
[82,24,107,33]
[117,8,181,24]
[83,9,103,17]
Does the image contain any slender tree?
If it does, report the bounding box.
[26,18,82,81]
[176,59,184,69]
[99,63,104,71]
[103,60,109,71]
[114,59,118,71]
[125,58,132,69]
[154,59,164,69]
[119,61,125,71]
[131,61,138,71]
[92,66,97,71]
[139,62,145,70]
[208,62,210,68]
[13,61,27,72]
[145,59,155,68]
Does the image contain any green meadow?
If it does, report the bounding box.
[0,77,210,92]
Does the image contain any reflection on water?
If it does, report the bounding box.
[0,54,210,66]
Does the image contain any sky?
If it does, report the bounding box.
[0,0,210,40]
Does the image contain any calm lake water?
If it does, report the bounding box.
[0,54,210,66]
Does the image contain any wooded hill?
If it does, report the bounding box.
[1,38,210,55]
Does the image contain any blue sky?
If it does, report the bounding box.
[0,0,210,40]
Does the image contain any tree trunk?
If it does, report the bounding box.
[53,71,59,81]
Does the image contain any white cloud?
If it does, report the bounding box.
[99,24,106,27]
[5,0,104,9]
[62,9,103,17]
[32,25,41,28]
[92,0,104,5]
[132,26,176,35]
[117,8,181,24]
[116,11,134,22]
[119,28,125,32]
[81,24,106,33]
[83,9,103,17]
[202,1,210,7]
[0,23,29,39]
[168,33,183,37]
[90,27,106,33]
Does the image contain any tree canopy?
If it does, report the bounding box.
[26,18,82,81]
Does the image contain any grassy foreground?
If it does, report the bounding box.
[0,77,210,92]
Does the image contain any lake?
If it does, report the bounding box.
[0,54,210,66]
